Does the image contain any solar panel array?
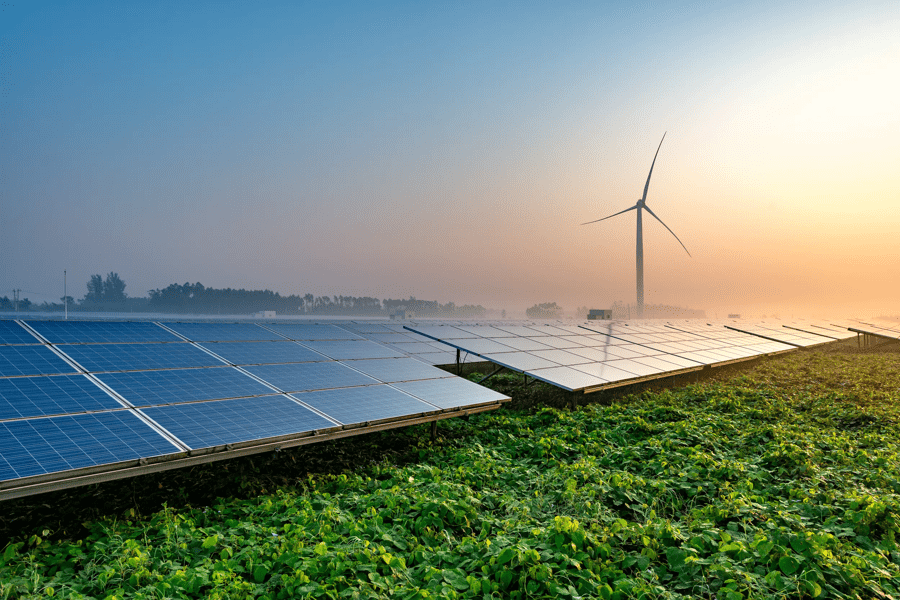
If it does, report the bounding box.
[847,320,900,342]
[406,320,828,393]
[0,320,508,499]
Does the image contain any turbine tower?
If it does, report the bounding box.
[582,133,691,318]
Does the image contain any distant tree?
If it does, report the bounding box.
[526,302,563,319]
[85,274,104,302]
[0,296,11,311]
[60,295,75,306]
[103,272,127,302]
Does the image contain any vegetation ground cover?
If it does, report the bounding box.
[2,339,899,599]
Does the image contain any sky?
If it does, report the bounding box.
[1,0,898,318]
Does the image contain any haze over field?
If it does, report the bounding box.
[2,1,898,317]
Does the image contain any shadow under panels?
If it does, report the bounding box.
[0,320,508,499]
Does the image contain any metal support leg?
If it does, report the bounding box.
[431,420,437,440]
[456,349,461,375]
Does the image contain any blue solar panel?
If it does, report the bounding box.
[345,358,452,383]
[141,396,336,450]
[245,362,377,393]
[96,367,275,407]
[0,346,78,377]
[265,324,362,340]
[0,411,179,483]
[293,385,436,425]
[27,321,181,344]
[197,341,327,365]
[0,375,122,420]
[300,340,404,360]
[0,321,40,345]
[391,377,508,409]
[59,343,225,372]
[163,322,286,342]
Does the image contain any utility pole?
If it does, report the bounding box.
[13,289,20,312]
[64,271,68,320]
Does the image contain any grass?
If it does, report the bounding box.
[1,340,899,599]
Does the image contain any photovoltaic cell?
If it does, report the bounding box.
[0,375,122,420]
[294,385,436,425]
[0,321,40,345]
[59,343,225,372]
[0,346,77,378]
[343,358,452,383]
[142,396,336,450]
[245,362,378,393]
[197,342,326,365]
[96,368,275,407]
[27,321,180,344]
[300,340,405,360]
[164,322,285,342]
[392,377,508,409]
[525,366,606,391]
[265,324,362,341]
[0,411,179,483]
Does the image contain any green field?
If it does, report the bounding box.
[2,341,899,599]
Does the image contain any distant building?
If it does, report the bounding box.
[587,309,612,320]
[390,309,415,320]
[727,313,741,319]
[255,310,276,318]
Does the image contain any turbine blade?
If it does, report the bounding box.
[643,203,692,257]
[581,204,637,226]
[641,132,666,202]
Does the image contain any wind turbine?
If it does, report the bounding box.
[582,133,691,318]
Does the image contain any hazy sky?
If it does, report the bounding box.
[2,0,898,317]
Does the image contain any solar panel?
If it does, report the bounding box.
[342,358,452,383]
[293,385,436,425]
[58,343,225,372]
[0,375,122,420]
[245,362,378,393]
[0,321,40,345]
[197,341,327,365]
[392,377,508,409]
[163,322,285,342]
[264,324,362,340]
[300,340,405,360]
[96,367,275,407]
[0,346,78,377]
[141,396,337,450]
[0,319,518,498]
[524,366,606,391]
[26,321,180,344]
[0,411,179,482]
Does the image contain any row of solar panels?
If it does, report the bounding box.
[405,319,857,393]
[847,320,900,342]
[0,320,509,499]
